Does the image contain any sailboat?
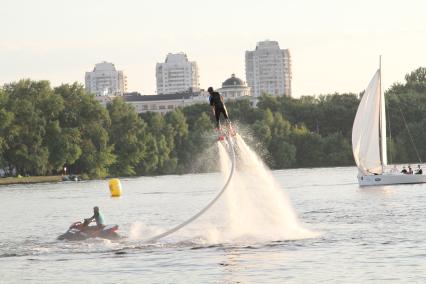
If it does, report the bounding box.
[351,61,426,186]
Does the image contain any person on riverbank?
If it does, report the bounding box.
[86,206,105,228]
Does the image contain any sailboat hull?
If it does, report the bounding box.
[358,174,426,186]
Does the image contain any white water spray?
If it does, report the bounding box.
[227,134,314,240]
[185,134,316,244]
[132,133,316,244]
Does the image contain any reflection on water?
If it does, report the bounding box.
[1,167,426,283]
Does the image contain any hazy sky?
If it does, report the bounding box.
[1,0,426,96]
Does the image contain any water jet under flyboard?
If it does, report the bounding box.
[181,133,316,243]
[137,127,316,244]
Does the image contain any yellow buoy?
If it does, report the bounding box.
[109,178,122,197]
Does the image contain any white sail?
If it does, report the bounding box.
[352,70,383,175]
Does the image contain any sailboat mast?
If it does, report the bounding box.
[379,55,388,172]
[380,56,382,173]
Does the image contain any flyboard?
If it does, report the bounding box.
[142,124,237,243]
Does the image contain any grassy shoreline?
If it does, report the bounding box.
[0,176,63,185]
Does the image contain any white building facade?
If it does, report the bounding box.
[217,74,251,101]
[156,53,200,95]
[85,61,127,96]
[245,40,292,98]
[95,91,208,114]
[125,92,207,114]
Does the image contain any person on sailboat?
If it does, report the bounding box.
[408,165,414,174]
[390,165,399,174]
[415,165,423,175]
[401,166,408,174]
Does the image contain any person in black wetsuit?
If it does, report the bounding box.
[208,87,229,129]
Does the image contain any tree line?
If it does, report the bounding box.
[0,67,426,178]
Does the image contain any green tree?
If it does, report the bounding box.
[405,67,426,86]
[291,125,325,167]
[107,98,147,176]
[2,80,56,175]
[0,89,13,169]
[253,121,272,146]
[226,98,259,124]
[165,108,189,173]
[136,134,159,175]
[140,112,173,174]
[55,83,115,178]
[321,132,353,166]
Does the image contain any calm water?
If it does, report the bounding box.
[1,167,426,283]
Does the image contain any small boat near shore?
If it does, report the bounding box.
[62,174,82,182]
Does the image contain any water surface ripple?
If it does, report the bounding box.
[1,167,426,283]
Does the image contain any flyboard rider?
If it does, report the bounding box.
[208,87,231,130]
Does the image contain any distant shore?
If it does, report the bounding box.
[0,176,63,186]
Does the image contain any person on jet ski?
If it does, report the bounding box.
[86,206,105,228]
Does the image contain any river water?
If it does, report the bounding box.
[1,166,426,283]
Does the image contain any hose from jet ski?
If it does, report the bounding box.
[142,134,236,243]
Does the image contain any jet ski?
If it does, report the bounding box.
[58,220,120,241]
